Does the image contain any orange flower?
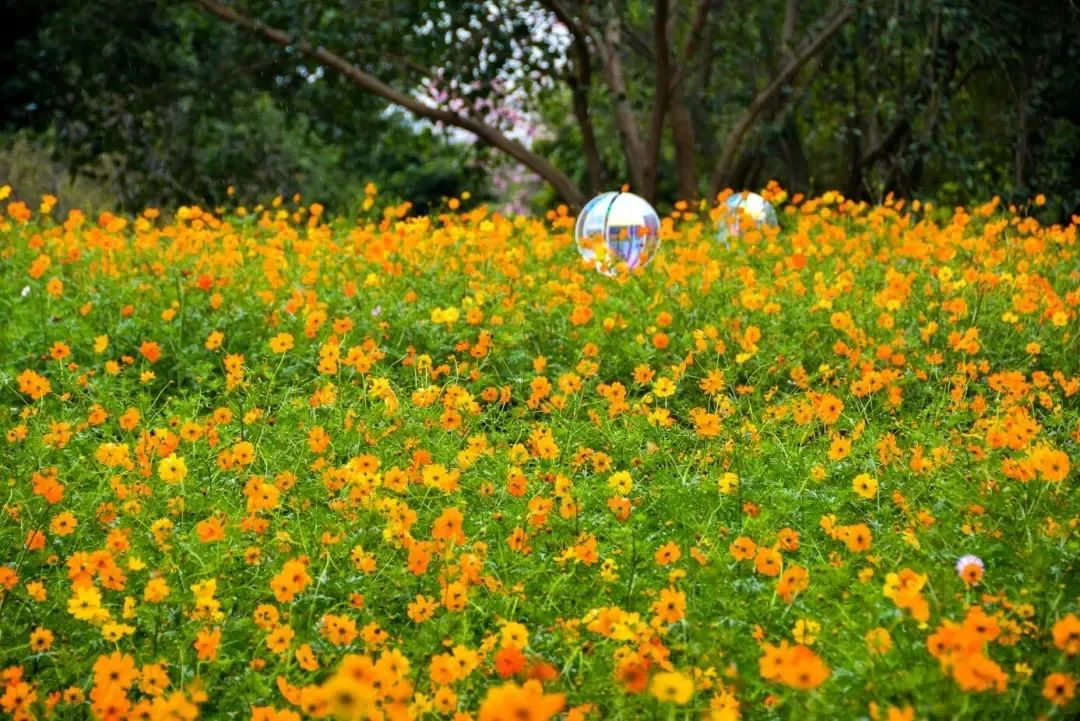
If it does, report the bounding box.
[139,340,161,363]
[814,393,844,424]
[754,547,782,577]
[195,516,226,543]
[654,542,681,566]
[266,625,295,654]
[270,559,312,603]
[1043,672,1076,706]
[494,646,527,678]
[1052,614,1080,656]
[269,333,295,353]
[194,628,221,661]
[93,651,140,690]
[760,643,830,690]
[827,434,852,461]
[17,369,51,400]
[478,681,564,721]
[569,305,593,326]
[776,565,809,602]
[651,587,686,624]
[431,507,466,545]
[729,536,757,561]
[841,524,872,552]
[952,652,1007,693]
[441,581,468,612]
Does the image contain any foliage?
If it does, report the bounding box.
[0,0,489,212]
[0,131,123,216]
[0,184,1078,719]
[5,1,1080,214]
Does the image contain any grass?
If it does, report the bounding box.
[0,186,1077,720]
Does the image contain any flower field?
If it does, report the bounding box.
[1,184,1078,721]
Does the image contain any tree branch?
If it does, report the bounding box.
[668,0,714,200]
[671,0,714,90]
[192,0,587,207]
[540,0,604,193]
[709,2,854,196]
[780,0,799,65]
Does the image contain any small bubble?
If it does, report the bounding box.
[718,192,778,247]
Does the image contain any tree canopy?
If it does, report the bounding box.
[2,0,1078,216]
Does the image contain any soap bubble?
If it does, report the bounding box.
[575,191,661,275]
[717,191,778,246]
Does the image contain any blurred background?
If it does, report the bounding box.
[2,0,1078,218]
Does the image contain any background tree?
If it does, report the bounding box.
[2,0,1078,216]
[0,0,492,212]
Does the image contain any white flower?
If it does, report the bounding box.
[21,286,31,298]
[955,555,984,575]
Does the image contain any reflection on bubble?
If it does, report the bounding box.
[717,191,778,246]
[574,192,661,276]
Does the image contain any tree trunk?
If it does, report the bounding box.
[571,80,604,195]
[670,95,697,200]
[779,117,810,193]
[543,0,605,195]
[602,17,648,193]
[644,0,672,203]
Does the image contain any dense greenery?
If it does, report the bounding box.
[2,1,1079,215]
[1,186,1078,720]
[0,0,492,213]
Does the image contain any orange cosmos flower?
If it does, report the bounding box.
[478,681,565,721]
[754,547,782,577]
[17,369,51,400]
[139,341,161,363]
[269,333,295,353]
[1043,672,1076,706]
[194,628,221,661]
[654,542,681,566]
[652,587,686,624]
[729,536,757,561]
[93,651,139,690]
[1052,614,1080,656]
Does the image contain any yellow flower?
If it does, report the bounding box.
[607,471,632,495]
[653,377,676,398]
[158,453,188,483]
[793,619,821,645]
[717,472,739,495]
[852,473,878,499]
[102,622,136,642]
[865,627,892,655]
[650,671,694,705]
[68,587,105,622]
[144,577,171,603]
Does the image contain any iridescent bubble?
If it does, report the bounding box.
[574,192,661,276]
[717,191,778,246]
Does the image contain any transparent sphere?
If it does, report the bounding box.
[717,192,778,246]
[574,191,661,275]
